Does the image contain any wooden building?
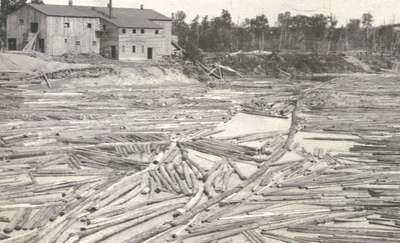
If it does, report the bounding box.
[6,3,172,60]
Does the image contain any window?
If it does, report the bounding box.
[64,39,68,43]
[64,22,70,28]
[132,29,137,34]
[102,25,106,30]
[122,46,125,52]
[122,29,126,34]
[132,45,136,53]
[141,29,145,34]
[92,41,97,46]
[19,19,24,25]
[155,30,159,35]
[7,38,16,51]
[87,23,92,28]
[30,22,38,33]
[75,41,80,45]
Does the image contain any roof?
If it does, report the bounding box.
[27,4,171,29]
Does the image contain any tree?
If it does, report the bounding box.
[199,16,211,50]
[249,14,269,51]
[326,15,338,52]
[347,19,361,30]
[361,13,374,51]
[346,19,361,49]
[236,20,252,51]
[361,13,374,28]
[277,11,290,50]
[172,11,190,48]
[186,16,201,60]
[307,14,329,53]
[215,9,234,51]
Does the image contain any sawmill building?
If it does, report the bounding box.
[6,2,172,61]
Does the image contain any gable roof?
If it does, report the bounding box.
[27,3,171,29]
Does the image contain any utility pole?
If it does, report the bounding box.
[108,0,112,18]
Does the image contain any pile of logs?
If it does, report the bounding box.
[1,68,400,243]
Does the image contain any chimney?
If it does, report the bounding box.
[108,0,113,18]
[140,4,144,10]
[68,0,73,6]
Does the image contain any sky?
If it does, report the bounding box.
[39,0,400,26]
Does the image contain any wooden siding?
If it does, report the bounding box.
[99,19,119,59]
[6,5,172,60]
[6,5,47,51]
[118,27,168,61]
[46,16,100,56]
[152,20,173,56]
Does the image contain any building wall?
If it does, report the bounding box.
[118,27,167,61]
[99,19,119,59]
[151,20,172,56]
[46,16,100,55]
[6,5,47,51]
[6,5,173,60]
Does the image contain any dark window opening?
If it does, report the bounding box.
[147,47,153,59]
[122,28,126,34]
[64,22,70,28]
[92,41,97,46]
[132,45,136,53]
[30,22,38,33]
[87,23,92,28]
[111,46,117,59]
[8,38,16,51]
[64,39,68,43]
[155,30,159,35]
[102,25,106,30]
[141,29,145,34]
[38,39,45,53]
[75,41,80,46]
[19,19,24,25]
[132,29,137,34]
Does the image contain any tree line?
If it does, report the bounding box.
[172,10,380,60]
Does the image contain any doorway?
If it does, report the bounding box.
[38,38,45,53]
[111,46,117,59]
[8,38,16,51]
[147,47,153,60]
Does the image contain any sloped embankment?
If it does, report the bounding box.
[0,53,200,86]
[221,53,370,76]
[0,53,90,72]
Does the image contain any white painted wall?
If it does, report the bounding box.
[118,27,165,61]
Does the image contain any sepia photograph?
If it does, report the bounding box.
[0,0,400,242]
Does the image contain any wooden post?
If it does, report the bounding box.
[108,0,113,18]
